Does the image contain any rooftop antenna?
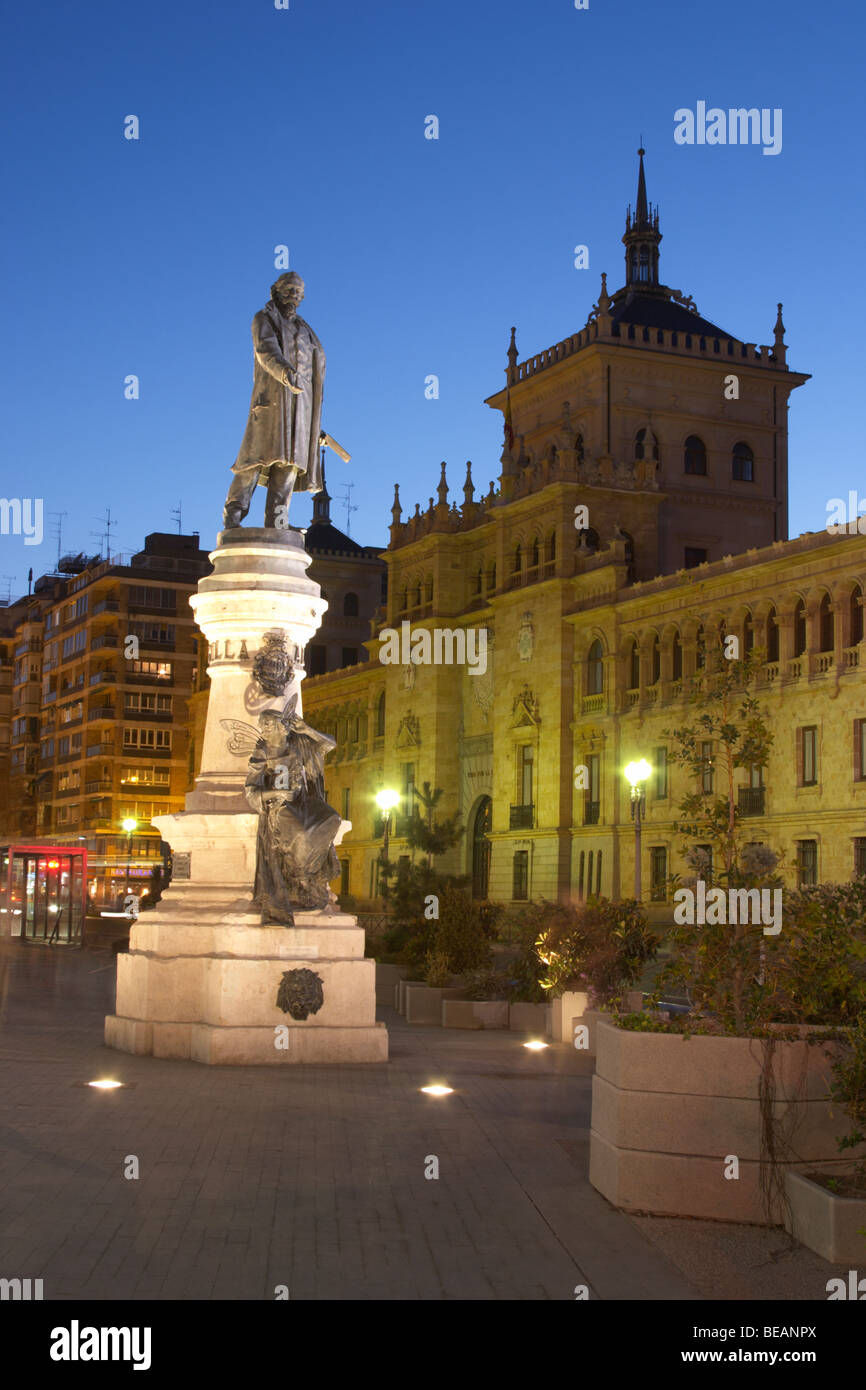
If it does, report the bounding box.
[335,482,359,536]
[0,576,14,605]
[170,500,183,534]
[91,507,116,561]
[48,511,68,571]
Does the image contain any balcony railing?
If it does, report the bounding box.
[815,652,833,674]
[509,803,534,829]
[89,670,117,685]
[581,693,604,714]
[738,786,765,816]
[91,635,118,650]
[844,646,860,669]
[86,743,114,757]
[88,707,115,721]
[86,780,112,794]
[93,598,121,615]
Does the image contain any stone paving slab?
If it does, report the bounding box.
[0,942,841,1301]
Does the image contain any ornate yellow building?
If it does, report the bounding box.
[206,154,866,909]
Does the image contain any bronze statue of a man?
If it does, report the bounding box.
[224,272,326,529]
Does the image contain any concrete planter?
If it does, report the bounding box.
[589,1020,866,1224]
[550,991,589,1043]
[785,1169,866,1264]
[374,962,407,1008]
[508,1002,552,1035]
[404,985,466,1025]
[442,1000,509,1030]
[396,980,425,1017]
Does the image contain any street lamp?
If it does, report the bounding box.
[121,818,137,901]
[375,790,400,867]
[624,760,651,901]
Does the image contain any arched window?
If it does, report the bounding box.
[576,433,585,464]
[767,607,780,662]
[487,562,496,591]
[684,436,707,475]
[375,691,385,738]
[587,639,604,695]
[545,530,556,563]
[819,593,834,652]
[472,568,482,595]
[743,611,754,655]
[530,537,540,568]
[471,797,492,900]
[794,598,807,657]
[424,576,433,603]
[576,526,600,554]
[398,588,407,613]
[628,639,640,690]
[672,629,683,680]
[635,428,659,462]
[512,545,522,574]
[851,586,864,645]
[638,246,649,282]
[732,441,754,482]
[412,582,421,606]
[343,592,358,617]
[695,624,706,669]
[650,634,661,684]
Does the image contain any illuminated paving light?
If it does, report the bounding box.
[523,1040,549,1051]
[87,1079,124,1090]
[420,1084,453,1097]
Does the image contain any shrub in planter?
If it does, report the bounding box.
[429,882,494,975]
[462,966,512,1001]
[423,950,451,988]
[530,897,658,1008]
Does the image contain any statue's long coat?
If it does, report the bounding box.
[231,300,325,491]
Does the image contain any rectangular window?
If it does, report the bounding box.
[798,839,818,887]
[654,747,668,798]
[341,788,351,820]
[340,859,350,896]
[650,846,667,901]
[512,850,529,901]
[584,753,600,824]
[341,647,358,667]
[800,726,818,786]
[696,843,714,885]
[855,719,866,781]
[399,764,415,824]
[307,645,327,676]
[595,849,602,896]
[129,660,172,679]
[855,839,866,878]
[700,740,714,794]
[58,736,70,756]
[684,547,708,569]
[577,850,585,898]
[130,622,175,645]
[519,744,534,807]
[128,586,176,609]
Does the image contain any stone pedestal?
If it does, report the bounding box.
[105,527,388,1066]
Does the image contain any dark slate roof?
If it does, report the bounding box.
[304,520,367,556]
[610,290,732,339]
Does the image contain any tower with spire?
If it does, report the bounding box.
[623,148,662,291]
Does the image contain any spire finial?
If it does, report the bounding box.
[463,460,475,507]
[506,325,518,385]
[391,483,402,524]
[437,461,448,508]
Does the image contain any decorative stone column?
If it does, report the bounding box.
[105,526,388,1066]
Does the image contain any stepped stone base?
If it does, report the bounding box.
[105,884,388,1066]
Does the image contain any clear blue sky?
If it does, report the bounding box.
[1,0,863,599]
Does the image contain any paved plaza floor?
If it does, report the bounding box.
[0,943,843,1301]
